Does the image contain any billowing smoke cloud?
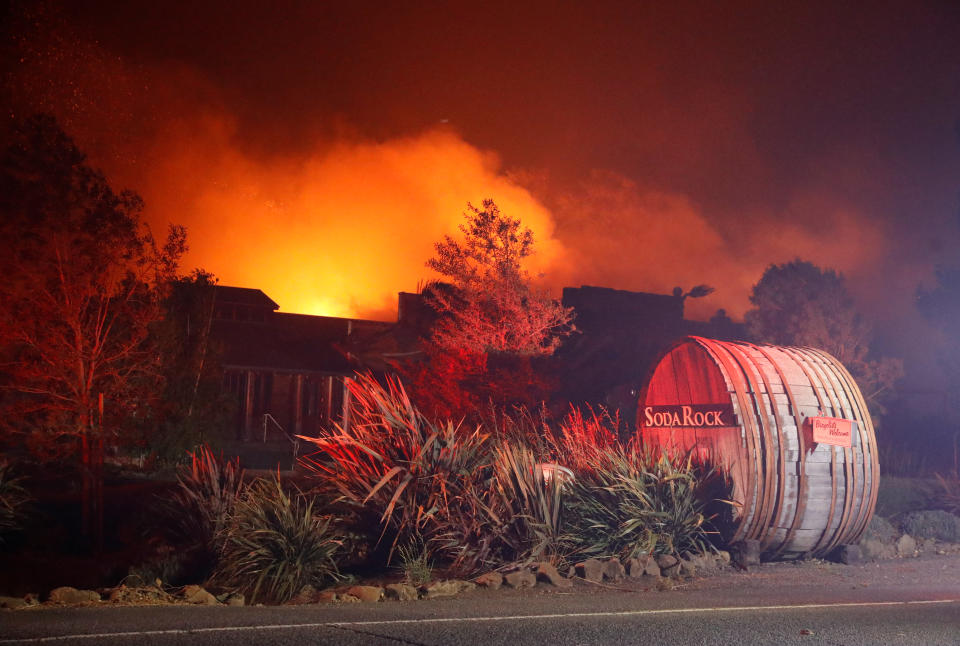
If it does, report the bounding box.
[140,118,562,318]
[539,172,891,320]
[1,2,935,334]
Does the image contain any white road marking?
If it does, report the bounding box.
[1,599,958,643]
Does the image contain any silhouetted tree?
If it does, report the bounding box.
[745,259,902,415]
[0,114,185,547]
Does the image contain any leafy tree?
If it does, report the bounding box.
[744,259,902,413]
[133,270,235,466]
[426,199,575,355]
[404,200,573,420]
[0,114,185,547]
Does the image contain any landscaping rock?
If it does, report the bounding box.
[182,585,218,605]
[48,586,101,605]
[831,544,863,565]
[625,557,645,578]
[474,572,503,589]
[225,593,245,606]
[655,554,679,577]
[730,540,761,568]
[679,557,697,577]
[108,585,170,604]
[344,585,383,602]
[504,569,537,589]
[288,584,320,604]
[316,590,338,603]
[575,558,604,583]
[536,562,573,588]
[715,550,731,565]
[896,534,917,557]
[0,596,27,610]
[603,558,626,582]
[421,580,475,599]
[643,558,661,577]
[860,538,894,560]
[385,583,418,601]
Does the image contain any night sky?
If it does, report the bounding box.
[4,0,960,381]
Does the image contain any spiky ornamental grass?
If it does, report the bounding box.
[558,446,719,560]
[159,445,245,575]
[214,478,341,604]
[298,373,492,565]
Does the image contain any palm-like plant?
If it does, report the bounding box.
[213,478,341,604]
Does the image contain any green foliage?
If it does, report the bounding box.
[160,445,244,575]
[395,537,433,586]
[302,375,722,575]
[0,462,31,546]
[896,510,960,542]
[299,373,491,564]
[561,449,716,559]
[213,478,341,604]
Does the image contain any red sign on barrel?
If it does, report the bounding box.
[809,416,854,448]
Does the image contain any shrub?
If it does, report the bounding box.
[213,478,341,604]
[560,448,717,559]
[395,537,433,586]
[896,510,960,542]
[442,443,566,572]
[158,446,244,576]
[0,461,31,546]
[299,373,491,564]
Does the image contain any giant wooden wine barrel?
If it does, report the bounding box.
[637,336,878,559]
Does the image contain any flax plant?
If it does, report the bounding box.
[298,373,491,564]
[213,478,341,604]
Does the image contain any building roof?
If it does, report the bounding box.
[213,286,279,310]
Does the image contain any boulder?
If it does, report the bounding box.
[225,593,245,606]
[730,540,761,568]
[655,554,679,577]
[181,585,218,605]
[0,596,27,610]
[715,550,731,565]
[316,590,339,603]
[474,572,503,589]
[536,562,573,588]
[575,558,604,583]
[421,580,475,599]
[603,558,626,582]
[643,559,661,578]
[344,585,383,602]
[504,569,537,589]
[831,544,863,565]
[625,557,645,578]
[860,538,894,560]
[679,558,697,577]
[385,583,419,601]
[288,584,320,604]
[108,585,170,604]
[896,534,917,557]
[48,587,101,605]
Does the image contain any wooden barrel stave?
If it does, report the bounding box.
[637,336,878,559]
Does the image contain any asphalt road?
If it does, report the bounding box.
[2,555,959,645]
